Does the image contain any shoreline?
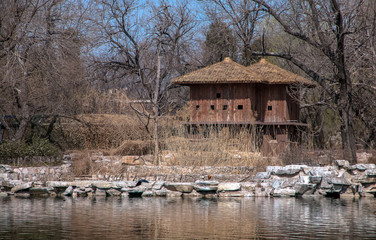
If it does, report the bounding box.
[1,160,376,199]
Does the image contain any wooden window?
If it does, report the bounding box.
[268,106,272,111]
[210,105,215,110]
[196,105,200,110]
[222,105,228,110]
[216,93,221,98]
[237,105,243,110]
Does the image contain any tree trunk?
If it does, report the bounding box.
[154,53,161,165]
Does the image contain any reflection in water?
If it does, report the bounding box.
[1,196,376,239]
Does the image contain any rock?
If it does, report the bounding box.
[73,188,87,197]
[194,180,218,193]
[112,181,133,188]
[299,176,310,184]
[334,160,350,169]
[95,188,107,196]
[128,186,146,197]
[219,191,244,197]
[106,188,121,196]
[0,165,14,173]
[46,181,70,188]
[194,185,218,192]
[152,181,165,190]
[295,183,315,196]
[218,183,241,191]
[141,191,154,197]
[240,183,256,191]
[271,188,296,197]
[309,166,337,177]
[350,164,376,171]
[275,168,300,176]
[266,166,282,174]
[254,172,271,180]
[194,180,219,185]
[11,182,33,193]
[155,190,167,197]
[92,181,113,189]
[165,183,193,193]
[63,186,74,196]
[15,192,31,198]
[29,187,54,196]
[272,179,297,189]
[0,192,8,197]
[254,187,271,197]
[72,181,92,188]
[0,173,8,181]
[366,169,376,177]
[309,176,322,184]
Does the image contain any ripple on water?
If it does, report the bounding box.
[0,196,376,239]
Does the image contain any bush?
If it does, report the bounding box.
[0,137,60,159]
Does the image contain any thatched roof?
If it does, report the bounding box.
[173,58,315,87]
[172,57,264,84]
[247,59,315,86]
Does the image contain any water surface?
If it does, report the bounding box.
[1,196,376,239]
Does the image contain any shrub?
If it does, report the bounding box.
[0,137,60,159]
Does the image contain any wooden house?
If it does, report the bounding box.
[172,58,314,154]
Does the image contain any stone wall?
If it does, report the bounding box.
[0,160,376,198]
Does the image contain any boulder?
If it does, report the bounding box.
[219,191,244,197]
[141,191,154,197]
[275,168,300,176]
[309,166,337,177]
[165,183,193,193]
[152,181,165,190]
[63,186,74,196]
[272,179,297,189]
[295,183,315,196]
[271,188,296,197]
[309,176,322,184]
[366,169,376,177]
[350,164,376,171]
[266,166,282,174]
[165,190,183,197]
[194,180,218,193]
[95,188,107,196]
[73,188,87,197]
[254,172,270,180]
[106,188,121,196]
[0,192,8,197]
[254,187,271,197]
[15,192,31,198]
[334,160,350,169]
[11,182,33,193]
[29,187,54,196]
[0,165,14,173]
[218,183,241,192]
[92,181,113,189]
[240,183,256,191]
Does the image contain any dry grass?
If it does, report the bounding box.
[161,122,264,166]
[55,114,151,152]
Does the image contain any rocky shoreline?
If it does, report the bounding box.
[1,160,376,199]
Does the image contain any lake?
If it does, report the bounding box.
[1,196,376,239]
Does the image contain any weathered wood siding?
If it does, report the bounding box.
[256,84,299,123]
[190,84,256,122]
[189,83,300,123]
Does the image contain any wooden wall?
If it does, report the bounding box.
[189,83,300,123]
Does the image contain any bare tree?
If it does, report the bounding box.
[90,0,196,164]
[0,0,87,142]
[244,0,374,163]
